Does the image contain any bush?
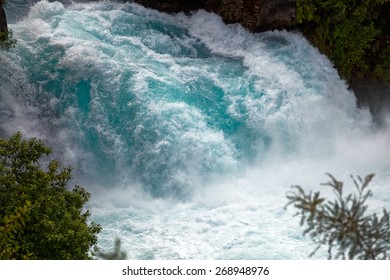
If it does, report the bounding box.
[286,173,390,259]
[0,133,101,259]
[296,0,389,82]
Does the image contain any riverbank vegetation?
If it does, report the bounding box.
[296,0,390,83]
[0,133,101,259]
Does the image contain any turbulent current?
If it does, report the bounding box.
[1,1,390,259]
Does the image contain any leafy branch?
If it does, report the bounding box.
[286,173,390,259]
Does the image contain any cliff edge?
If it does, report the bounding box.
[133,0,296,32]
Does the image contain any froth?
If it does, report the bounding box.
[1,1,389,259]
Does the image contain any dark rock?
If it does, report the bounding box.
[133,0,207,13]
[204,0,296,32]
[351,80,390,127]
[0,4,8,36]
[132,1,297,31]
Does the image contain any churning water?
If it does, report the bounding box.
[1,1,389,259]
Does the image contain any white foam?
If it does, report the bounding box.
[1,1,389,259]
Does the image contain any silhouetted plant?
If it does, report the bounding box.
[97,238,127,260]
[286,173,390,259]
[0,30,16,49]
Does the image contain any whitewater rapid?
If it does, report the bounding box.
[1,1,389,259]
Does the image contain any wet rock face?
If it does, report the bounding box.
[204,0,296,32]
[132,0,297,32]
[133,0,207,13]
[351,80,390,127]
[0,5,7,35]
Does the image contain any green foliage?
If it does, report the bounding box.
[0,29,16,50]
[296,0,317,23]
[0,201,33,259]
[286,174,390,259]
[296,0,389,81]
[0,133,101,259]
[374,40,390,80]
[332,20,380,79]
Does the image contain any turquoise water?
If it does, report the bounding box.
[1,1,389,259]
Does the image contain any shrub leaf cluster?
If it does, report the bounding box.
[296,0,390,82]
[286,173,390,259]
[0,133,101,259]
